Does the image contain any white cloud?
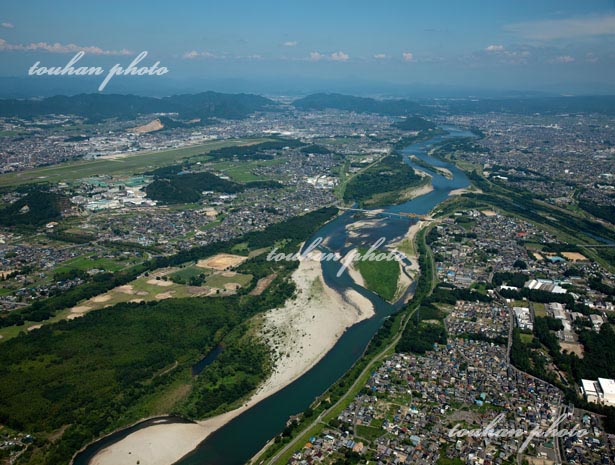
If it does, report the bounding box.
[373,53,387,59]
[506,15,615,40]
[309,51,324,61]
[485,44,505,52]
[475,46,531,65]
[550,55,575,64]
[330,51,349,61]
[402,51,414,62]
[308,51,350,62]
[283,41,297,47]
[182,50,217,59]
[1,22,14,29]
[0,38,132,55]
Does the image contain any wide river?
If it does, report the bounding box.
[74,126,474,465]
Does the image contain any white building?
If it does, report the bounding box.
[513,307,533,331]
[525,279,567,294]
[581,378,615,406]
[589,314,604,332]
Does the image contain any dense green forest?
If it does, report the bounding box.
[0,207,338,465]
[0,297,270,465]
[0,189,64,227]
[395,226,447,354]
[0,91,277,121]
[578,199,615,225]
[292,93,428,116]
[145,171,282,204]
[206,139,305,161]
[396,318,447,354]
[300,144,333,155]
[343,154,424,207]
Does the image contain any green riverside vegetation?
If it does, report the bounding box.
[343,154,424,207]
[255,226,438,465]
[0,207,338,465]
[354,248,400,301]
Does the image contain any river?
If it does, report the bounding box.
[73,126,474,465]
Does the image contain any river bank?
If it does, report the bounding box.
[89,258,374,465]
[79,125,475,465]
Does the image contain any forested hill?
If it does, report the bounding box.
[292,93,428,116]
[0,91,278,121]
[392,116,437,131]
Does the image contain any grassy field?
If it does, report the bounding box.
[207,157,287,182]
[0,306,77,342]
[169,266,207,284]
[355,248,401,301]
[0,266,246,342]
[70,275,211,311]
[520,333,534,343]
[533,302,547,317]
[0,138,269,187]
[53,255,129,274]
[205,272,252,289]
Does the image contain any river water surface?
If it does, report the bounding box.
[74,127,474,465]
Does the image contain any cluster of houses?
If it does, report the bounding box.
[445,300,509,341]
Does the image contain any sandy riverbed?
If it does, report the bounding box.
[448,186,482,196]
[89,258,374,465]
[405,182,434,199]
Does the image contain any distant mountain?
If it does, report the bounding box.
[444,95,615,116]
[292,93,428,116]
[0,91,278,121]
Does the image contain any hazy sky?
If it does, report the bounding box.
[1,0,615,95]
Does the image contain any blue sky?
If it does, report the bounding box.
[1,0,614,94]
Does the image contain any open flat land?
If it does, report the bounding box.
[207,157,287,182]
[67,276,212,319]
[561,251,588,262]
[0,138,268,187]
[68,267,253,319]
[196,253,248,270]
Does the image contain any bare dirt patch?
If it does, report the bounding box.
[147,279,174,287]
[71,305,92,313]
[155,292,174,299]
[66,314,85,320]
[250,273,277,296]
[116,285,135,294]
[561,341,584,358]
[129,118,164,134]
[196,253,247,270]
[561,252,588,262]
